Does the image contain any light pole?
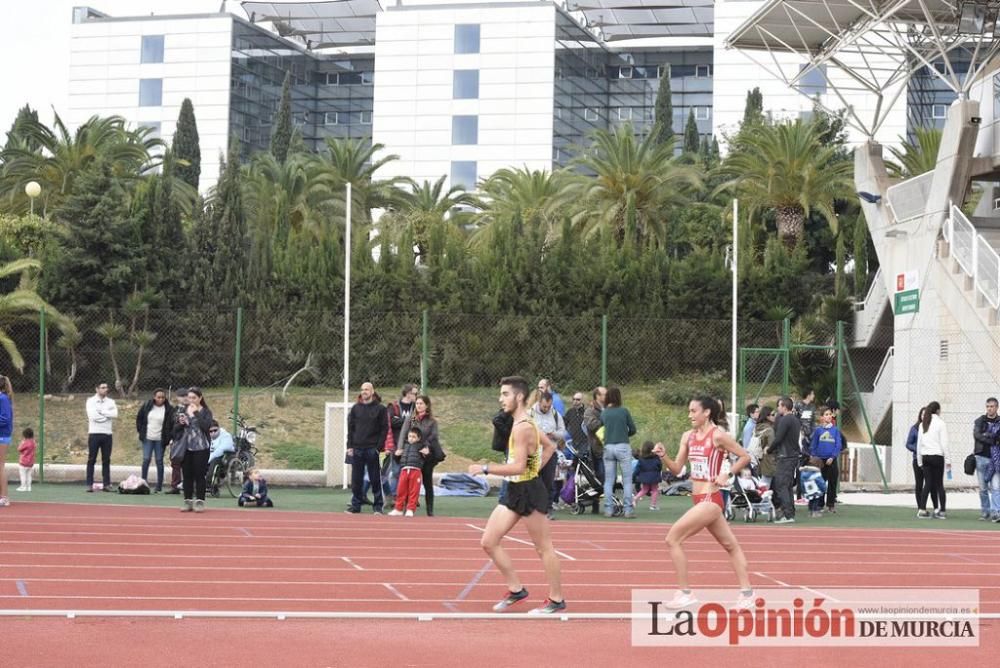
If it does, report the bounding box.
[25,181,41,216]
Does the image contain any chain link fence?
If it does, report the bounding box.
[3,309,884,487]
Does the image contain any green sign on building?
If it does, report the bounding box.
[894,289,920,315]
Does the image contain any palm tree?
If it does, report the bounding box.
[381,176,479,262]
[887,127,941,178]
[0,113,161,216]
[478,166,572,242]
[242,152,340,241]
[720,119,852,249]
[0,258,75,372]
[570,123,701,247]
[317,138,406,225]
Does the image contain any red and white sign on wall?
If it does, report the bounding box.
[896,270,919,293]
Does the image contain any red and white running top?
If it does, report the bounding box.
[687,426,725,483]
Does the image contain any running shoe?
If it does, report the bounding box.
[773,517,796,524]
[732,592,756,611]
[916,510,930,519]
[933,510,947,520]
[980,513,990,521]
[404,510,414,517]
[665,591,698,609]
[388,509,403,516]
[492,588,529,612]
[0,497,9,507]
[529,599,567,615]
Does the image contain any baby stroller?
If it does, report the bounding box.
[725,471,776,523]
[567,453,624,516]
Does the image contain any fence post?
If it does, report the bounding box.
[38,308,46,483]
[835,321,844,409]
[781,317,791,394]
[600,315,608,385]
[232,307,243,437]
[421,309,429,391]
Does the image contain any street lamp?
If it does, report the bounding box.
[24,181,41,216]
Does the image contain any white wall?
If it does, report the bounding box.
[713,0,906,151]
[69,14,233,191]
[373,2,556,188]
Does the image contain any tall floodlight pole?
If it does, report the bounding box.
[731,199,739,437]
[342,181,352,488]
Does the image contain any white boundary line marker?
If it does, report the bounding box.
[464,523,576,561]
[382,584,409,601]
[754,571,841,602]
[341,557,364,571]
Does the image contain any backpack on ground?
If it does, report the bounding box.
[118,474,150,495]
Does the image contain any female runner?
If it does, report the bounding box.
[653,395,754,610]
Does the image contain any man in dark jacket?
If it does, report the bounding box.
[564,393,587,452]
[346,382,388,514]
[973,397,1000,521]
[583,386,607,482]
[770,397,801,523]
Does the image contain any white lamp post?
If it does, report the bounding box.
[24,181,41,216]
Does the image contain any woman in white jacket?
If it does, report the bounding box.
[916,401,951,519]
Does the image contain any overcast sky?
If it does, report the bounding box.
[0,0,238,133]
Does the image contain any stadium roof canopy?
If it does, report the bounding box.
[242,1,381,47]
[724,0,1000,136]
[565,0,713,41]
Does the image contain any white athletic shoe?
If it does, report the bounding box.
[732,592,756,611]
[404,510,414,517]
[665,591,698,609]
[388,509,404,516]
[15,487,26,492]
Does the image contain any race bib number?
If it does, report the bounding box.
[690,457,709,480]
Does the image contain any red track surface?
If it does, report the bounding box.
[2,501,999,666]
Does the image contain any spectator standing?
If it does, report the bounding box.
[754,407,776,485]
[384,384,418,500]
[412,395,444,517]
[601,386,637,519]
[916,401,951,519]
[795,389,817,453]
[741,404,759,450]
[905,408,931,514]
[972,397,1000,521]
[536,379,565,416]
[85,382,118,492]
[135,388,175,492]
[389,426,429,516]
[633,441,662,511]
[178,387,213,512]
[770,397,801,523]
[564,393,587,452]
[346,382,388,515]
[16,427,35,492]
[584,386,607,481]
[809,407,843,512]
[531,391,568,518]
[166,388,189,494]
[0,375,12,506]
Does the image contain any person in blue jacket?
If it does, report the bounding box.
[905,407,931,514]
[239,469,273,507]
[809,407,843,513]
[0,375,13,507]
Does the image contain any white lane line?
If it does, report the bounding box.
[753,571,841,602]
[382,584,409,601]
[464,524,576,561]
[341,557,364,571]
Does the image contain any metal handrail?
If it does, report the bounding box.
[976,235,1000,308]
[853,267,883,310]
[873,346,894,389]
[951,205,977,278]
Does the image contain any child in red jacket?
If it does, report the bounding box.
[17,428,36,492]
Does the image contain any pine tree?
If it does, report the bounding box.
[3,105,39,152]
[132,155,187,300]
[683,109,700,154]
[271,71,293,164]
[699,136,710,163]
[172,98,201,190]
[711,136,721,163]
[743,87,764,127]
[43,161,140,308]
[207,142,249,303]
[651,70,673,145]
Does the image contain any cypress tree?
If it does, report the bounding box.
[711,136,721,163]
[853,214,869,298]
[271,71,293,164]
[172,98,201,190]
[651,69,673,145]
[683,109,699,154]
[743,87,764,127]
[3,105,39,151]
[203,143,249,304]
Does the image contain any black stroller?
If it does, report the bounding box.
[568,453,624,516]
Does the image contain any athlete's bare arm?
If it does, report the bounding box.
[467,422,531,477]
[711,430,751,488]
[653,430,690,475]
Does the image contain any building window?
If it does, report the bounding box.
[657,64,670,79]
[695,107,710,120]
[450,160,477,189]
[362,71,374,85]
[554,108,562,120]
[140,35,164,64]
[453,70,479,99]
[586,67,600,78]
[141,121,161,140]
[360,111,373,125]
[799,64,827,95]
[932,104,948,118]
[695,64,711,78]
[325,112,339,126]
[138,78,162,106]
[452,115,478,144]
[584,108,599,122]
[933,61,947,74]
[455,24,480,54]
[617,107,633,121]
[619,66,633,79]
[327,72,339,85]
